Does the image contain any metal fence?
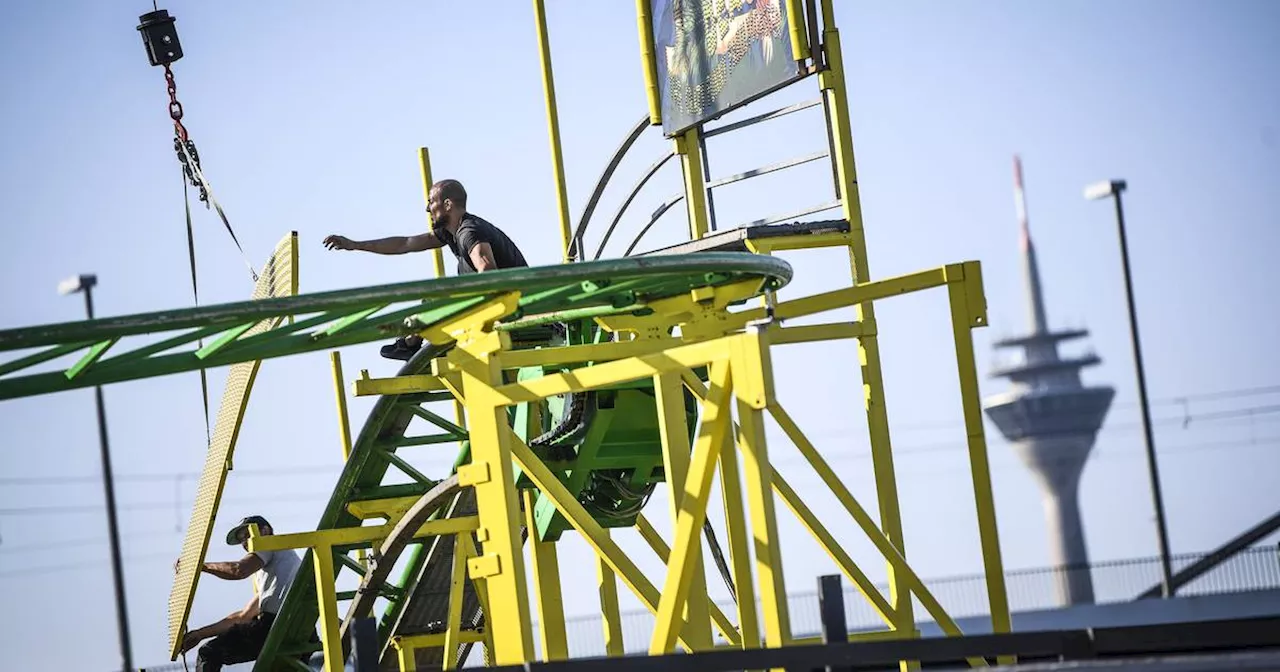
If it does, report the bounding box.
[561,545,1280,658]
[135,546,1280,669]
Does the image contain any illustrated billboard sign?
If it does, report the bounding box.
[651,0,802,136]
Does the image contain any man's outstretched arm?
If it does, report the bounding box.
[200,552,265,580]
[324,231,442,255]
[181,594,260,653]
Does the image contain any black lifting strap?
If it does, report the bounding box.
[183,176,213,448]
[176,139,259,283]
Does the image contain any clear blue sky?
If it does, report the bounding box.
[2,1,1278,669]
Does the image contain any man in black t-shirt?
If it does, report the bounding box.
[323,179,530,360]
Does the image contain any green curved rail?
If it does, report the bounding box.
[0,254,790,401]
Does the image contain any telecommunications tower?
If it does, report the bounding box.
[983,156,1116,606]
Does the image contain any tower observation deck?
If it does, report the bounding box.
[983,156,1115,606]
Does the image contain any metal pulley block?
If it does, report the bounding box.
[137,9,183,66]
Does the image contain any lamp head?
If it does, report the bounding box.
[57,274,98,296]
[1084,179,1127,201]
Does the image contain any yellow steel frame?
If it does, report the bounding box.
[330,255,1000,668]
[271,2,1015,668]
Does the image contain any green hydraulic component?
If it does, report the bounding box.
[529,386,700,541]
[0,254,791,401]
[223,254,792,671]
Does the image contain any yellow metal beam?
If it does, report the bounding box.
[676,128,711,240]
[744,231,853,254]
[490,336,731,405]
[457,345,536,664]
[772,471,894,627]
[442,538,468,671]
[654,371,714,649]
[353,373,447,398]
[634,0,661,124]
[818,2,919,660]
[713,421,760,650]
[331,351,365,568]
[497,336,681,370]
[649,359,732,654]
[634,513,741,646]
[947,271,1013,663]
[732,382,790,648]
[786,0,810,62]
[395,640,416,672]
[419,292,521,346]
[345,496,424,521]
[247,517,478,553]
[771,321,863,345]
[595,278,765,342]
[524,490,569,661]
[418,147,445,280]
[532,0,575,261]
[457,533,497,660]
[596,530,625,656]
[731,266,950,328]
[415,143,470,440]
[330,351,355,461]
[769,402,987,668]
[677,367,762,650]
[394,630,487,651]
[312,544,343,672]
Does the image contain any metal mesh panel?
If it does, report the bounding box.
[661,0,789,134]
[166,232,299,658]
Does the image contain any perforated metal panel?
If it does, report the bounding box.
[167,232,299,658]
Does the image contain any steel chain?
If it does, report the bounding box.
[164,64,207,203]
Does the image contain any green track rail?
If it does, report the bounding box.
[0,254,791,401]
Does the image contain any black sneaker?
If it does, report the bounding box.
[380,337,419,361]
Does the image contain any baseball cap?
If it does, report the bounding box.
[225,515,271,545]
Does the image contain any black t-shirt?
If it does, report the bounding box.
[435,214,529,275]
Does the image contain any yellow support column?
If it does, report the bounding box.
[442,539,469,671]
[418,147,446,280]
[675,128,711,240]
[649,359,732,654]
[457,341,536,663]
[394,639,418,672]
[946,265,1013,664]
[716,433,761,650]
[681,372,760,649]
[785,0,810,62]
[819,0,917,659]
[731,328,791,649]
[532,0,575,261]
[634,0,662,125]
[525,490,570,661]
[597,530,625,656]
[312,544,343,672]
[330,352,354,460]
[458,533,497,664]
[330,351,365,568]
[417,147,467,440]
[654,371,714,649]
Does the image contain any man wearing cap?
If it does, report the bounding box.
[179,515,303,671]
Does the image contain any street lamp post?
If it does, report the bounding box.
[59,274,134,670]
[1083,180,1174,599]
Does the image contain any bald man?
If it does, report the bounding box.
[324,179,529,360]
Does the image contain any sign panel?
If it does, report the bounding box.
[652,0,800,136]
